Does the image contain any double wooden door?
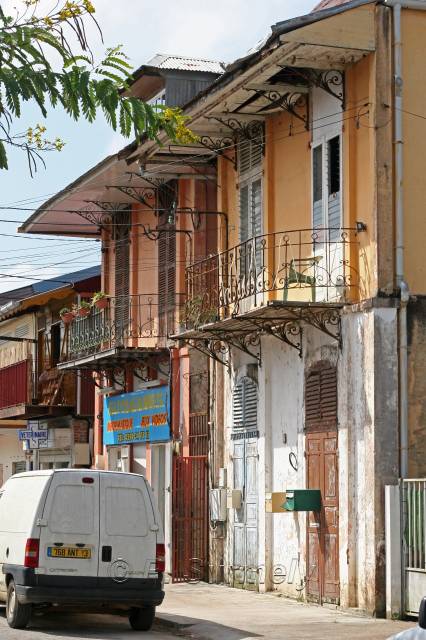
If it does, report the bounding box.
[306,430,339,604]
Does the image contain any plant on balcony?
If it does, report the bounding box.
[183,295,217,329]
[92,291,109,309]
[75,300,91,317]
[60,307,75,324]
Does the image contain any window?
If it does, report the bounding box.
[105,487,148,537]
[312,135,342,241]
[49,485,95,534]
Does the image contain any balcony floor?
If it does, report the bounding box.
[174,299,344,342]
[59,346,170,371]
[0,404,75,420]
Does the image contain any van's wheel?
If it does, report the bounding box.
[128,605,155,631]
[6,579,31,629]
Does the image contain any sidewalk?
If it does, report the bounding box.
[156,583,414,640]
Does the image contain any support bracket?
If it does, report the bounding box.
[107,185,156,210]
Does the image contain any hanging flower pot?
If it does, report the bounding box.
[77,301,91,317]
[60,308,75,324]
[94,297,108,310]
[92,291,108,310]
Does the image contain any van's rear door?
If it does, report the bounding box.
[39,471,99,578]
[98,473,158,581]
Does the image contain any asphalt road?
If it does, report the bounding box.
[0,607,179,640]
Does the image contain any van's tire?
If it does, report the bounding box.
[128,605,155,631]
[6,579,31,629]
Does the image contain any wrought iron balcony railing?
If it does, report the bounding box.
[185,228,360,326]
[64,294,185,361]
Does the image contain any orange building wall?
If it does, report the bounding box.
[402,9,426,295]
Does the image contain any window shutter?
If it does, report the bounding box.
[239,185,249,244]
[313,144,323,230]
[113,210,131,335]
[233,377,258,430]
[305,363,337,432]
[157,181,177,334]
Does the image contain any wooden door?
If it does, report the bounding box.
[305,362,339,604]
[306,431,339,604]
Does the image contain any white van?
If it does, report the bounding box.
[0,469,165,630]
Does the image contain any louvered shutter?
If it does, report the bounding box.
[233,377,258,430]
[251,179,262,270]
[113,209,131,338]
[158,181,177,335]
[313,144,323,231]
[305,363,337,432]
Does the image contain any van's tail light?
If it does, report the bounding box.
[155,543,165,573]
[24,538,39,569]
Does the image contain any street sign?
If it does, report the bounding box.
[19,422,49,449]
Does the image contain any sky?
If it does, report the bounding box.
[0,0,317,293]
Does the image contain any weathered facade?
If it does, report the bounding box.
[18,0,426,617]
[0,267,99,474]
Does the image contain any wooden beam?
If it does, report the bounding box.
[245,83,309,94]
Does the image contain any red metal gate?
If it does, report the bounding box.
[172,456,208,583]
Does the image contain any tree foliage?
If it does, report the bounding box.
[0,0,197,174]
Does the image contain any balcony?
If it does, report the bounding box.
[62,294,185,365]
[185,228,361,326]
[0,358,75,420]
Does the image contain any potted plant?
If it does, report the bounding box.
[76,300,91,317]
[92,291,108,310]
[60,307,75,324]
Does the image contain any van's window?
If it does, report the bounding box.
[106,487,148,537]
[0,476,50,533]
[49,485,94,534]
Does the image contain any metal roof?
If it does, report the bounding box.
[313,0,353,9]
[145,54,225,74]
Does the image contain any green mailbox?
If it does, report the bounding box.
[283,489,321,512]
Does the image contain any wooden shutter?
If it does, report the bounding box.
[305,362,337,432]
[113,209,131,335]
[233,376,258,430]
[158,181,177,334]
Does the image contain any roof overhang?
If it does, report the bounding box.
[127,2,377,165]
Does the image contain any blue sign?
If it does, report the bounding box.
[103,387,170,446]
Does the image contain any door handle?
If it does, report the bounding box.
[102,546,112,562]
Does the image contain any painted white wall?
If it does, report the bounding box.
[220,305,398,610]
[0,429,26,485]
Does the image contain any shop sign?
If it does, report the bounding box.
[103,386,170,446]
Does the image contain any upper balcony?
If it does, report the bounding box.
[60,294,185,369]
[185,227,361,322]
[179,228,364,362]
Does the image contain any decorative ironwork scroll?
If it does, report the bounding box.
[305,308,342,346]
[189,338,230,370]
[199,135,236,169]
[295,69,345,109]
[212,117,265,154]
[248,87,309,129]
[109,185,156,210]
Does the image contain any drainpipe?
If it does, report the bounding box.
[382,1,426,478]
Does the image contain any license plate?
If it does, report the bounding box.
[47,547,91,559]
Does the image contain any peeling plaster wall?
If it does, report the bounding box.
[407,297,426,478]
[220,305,398,615]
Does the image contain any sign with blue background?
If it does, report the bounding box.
[103,386,170,446]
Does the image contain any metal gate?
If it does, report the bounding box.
[172,456,208,583]
[402,479,426,615]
